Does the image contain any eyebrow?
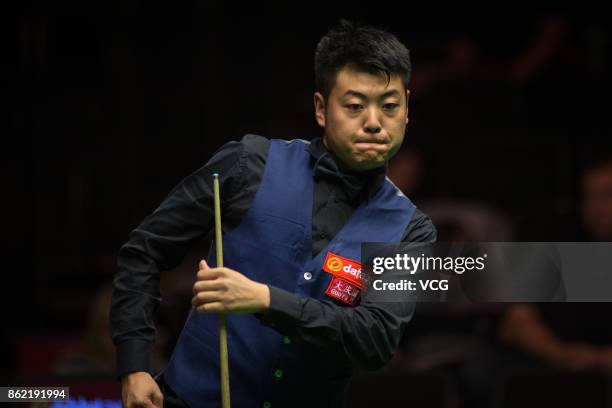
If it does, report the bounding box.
[342,89,402,100]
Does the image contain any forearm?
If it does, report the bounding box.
[111,244,163,376]
[260,286,414,370]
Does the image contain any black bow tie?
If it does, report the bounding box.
[313,152,342,180]
[313,151,381,201]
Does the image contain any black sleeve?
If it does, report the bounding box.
[262,287,414,370]
[260,209,436,371]
[109,134,269,377]
[402,207,437,243]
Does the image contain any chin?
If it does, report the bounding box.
[354,160,385,171]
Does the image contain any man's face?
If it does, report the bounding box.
[314,66,409,171]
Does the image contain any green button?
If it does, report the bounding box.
[263,401,271,408]
[274,369,283,379]
[283,336,291,345]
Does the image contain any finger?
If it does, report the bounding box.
[132,399,154,408]
[196,301,225,313]
[196,267,223,281]
[199,259,209,270]
[193,280,226,294]
[151,391,164,408]
[192,291,223,307]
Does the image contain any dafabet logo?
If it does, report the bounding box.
[323,252,363,288]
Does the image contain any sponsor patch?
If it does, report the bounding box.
[322,251,363,288]
[325,276,360,306]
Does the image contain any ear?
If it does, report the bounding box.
[405,89,411,125]
[314,92,326,128]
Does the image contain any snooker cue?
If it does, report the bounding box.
[213,173,231,408]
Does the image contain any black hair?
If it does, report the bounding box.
[314,19,411,100]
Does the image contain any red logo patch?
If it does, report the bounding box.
[322,251,363,288]
[325,276,361,306]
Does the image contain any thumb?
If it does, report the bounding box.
[199,259,209,270]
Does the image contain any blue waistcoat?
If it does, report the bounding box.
[164,139,416,407]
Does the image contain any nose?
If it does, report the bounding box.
[363,107,382,134]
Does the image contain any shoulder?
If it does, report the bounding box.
[403,207,437,243]
[207,134,270,171]
[241,135,313,163]
[239,134,271,156]
[215,134,270,160]
[379,177,437,243]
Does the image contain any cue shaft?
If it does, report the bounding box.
[213,173,231,408]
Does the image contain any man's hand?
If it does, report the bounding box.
[192,260,271,313]
[121,371,163,408]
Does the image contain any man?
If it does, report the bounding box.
[499,154,612,371]
[111,20,436,408]
[449,154,612,408]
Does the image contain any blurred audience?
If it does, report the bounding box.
[495,152,612,407]
[388,140,612,407]
[581,154,612,241]
[500,153,612,370]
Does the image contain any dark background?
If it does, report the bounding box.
[3,2,612,406]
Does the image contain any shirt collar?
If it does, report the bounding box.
[308,137,386,202]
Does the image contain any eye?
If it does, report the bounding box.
[383,103,400,111]
[346,104,363,112]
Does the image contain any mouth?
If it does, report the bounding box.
[353,139,389,151]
